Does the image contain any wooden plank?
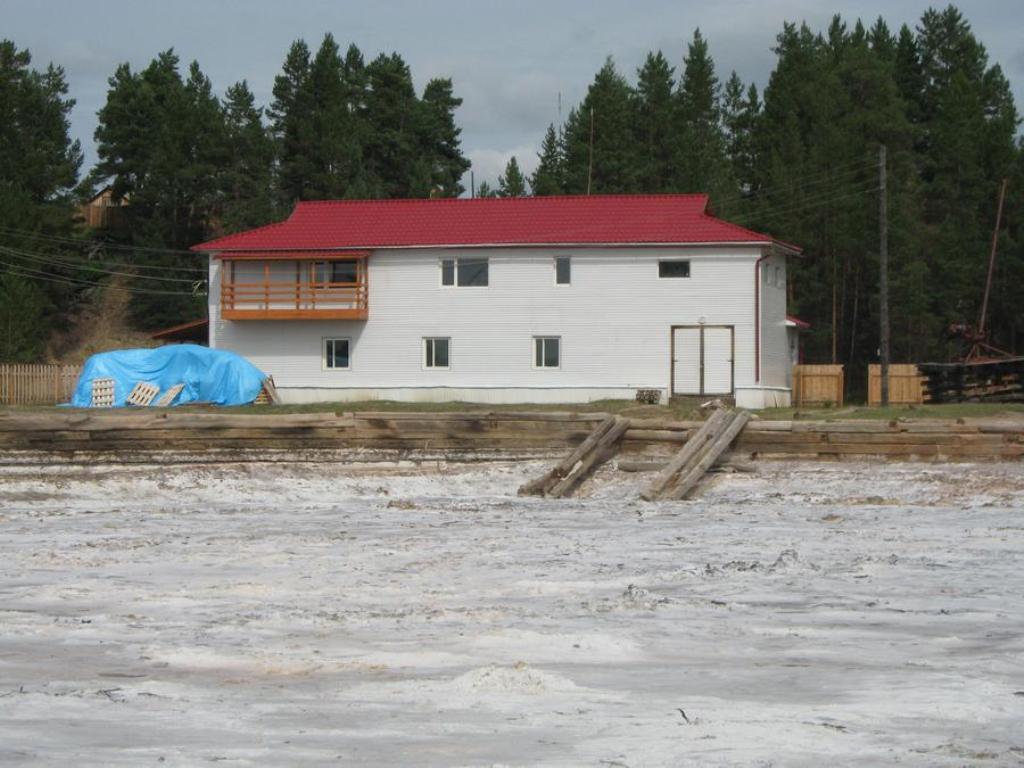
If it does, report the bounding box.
[154,384,185,407]
[548,417,630,498]
[623,429,692,443]
[518,416,617,496]
[868,364,927,405]
[665,411,752,500]
[641,409,730,501]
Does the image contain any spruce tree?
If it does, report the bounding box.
[531,123,565,195]
[675,30,732,196]
[497,156,528,197]
[634,51,676,191]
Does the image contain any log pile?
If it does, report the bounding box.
[919,358,1024,403]
[0,410,1020,461]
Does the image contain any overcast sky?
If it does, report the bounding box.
[6,0,1023,190]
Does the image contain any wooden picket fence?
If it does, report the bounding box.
[0,364,83,406]
[792,364,845,407]
[868,364,928,405]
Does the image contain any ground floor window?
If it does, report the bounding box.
[323,337,350,369]
[423,337,450,369]
[533,336,561,369]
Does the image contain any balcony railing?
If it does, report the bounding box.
[221,280,368,320]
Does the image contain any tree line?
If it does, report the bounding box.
[501,7,1021,387]
[0,5,1021,398]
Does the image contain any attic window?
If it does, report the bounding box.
[658,260,690,278]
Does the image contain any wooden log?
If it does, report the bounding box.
[518,416,617,496]
[549,416,630,498]
[640,409,730,501]
[619,456,757,473]
[623,428,693,443]
[665,411,752,500]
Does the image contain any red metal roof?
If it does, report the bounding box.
[786,315,811,329]
[193,195,800,253]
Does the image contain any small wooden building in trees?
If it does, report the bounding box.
[78,185,129,231]
[192,195,800,407]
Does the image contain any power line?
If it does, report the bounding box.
[0,225,206,257]
[730,182,881,228]
[712,160,877,213]
[0,245,206,285]
[0,259,206,296]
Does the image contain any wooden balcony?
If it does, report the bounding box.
[220,257,368,320]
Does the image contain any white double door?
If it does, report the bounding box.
[672,325,734,395]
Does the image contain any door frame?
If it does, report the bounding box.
[670,324,735,396]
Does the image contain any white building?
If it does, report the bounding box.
[193,195,801,408]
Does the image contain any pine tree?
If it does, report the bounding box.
[476,180,495,198]
[269,40,315,204]
[221,80,275,232]
[914,6,1020,345]
[721,73,759,193]
[420,78,471,196]
[308,33,355,199]
[563,57,638,194]
[94,50,215,327]
[0,271,49,362]
[363,52,420,197]
[497,156,528,197]
[0,41,80,360]
[531,123,565,195]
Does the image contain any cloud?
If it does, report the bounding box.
[465,145,540,191]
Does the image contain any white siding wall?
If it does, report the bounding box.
[210,246,788,404]
[760,252,790,388]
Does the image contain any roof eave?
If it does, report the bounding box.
[200,240,780,255]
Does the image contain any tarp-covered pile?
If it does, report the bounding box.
[70,344,267,408]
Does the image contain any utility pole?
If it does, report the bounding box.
[586,107,595,195]
[978,178,1008,338]
[879,144,890,407]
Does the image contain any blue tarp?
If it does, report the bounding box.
[70,344,267,408]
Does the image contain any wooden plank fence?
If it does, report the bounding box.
[868,364,928,405]
[0,364,82,406]
[792,364,844,407]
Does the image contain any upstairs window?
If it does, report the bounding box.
[314,260,359,284]
[658,260,690,278]
[423,337,450,369]
[533,336,561,369]
[555,256,571,285]
[323,338,350,370]
[441,257,488,287]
